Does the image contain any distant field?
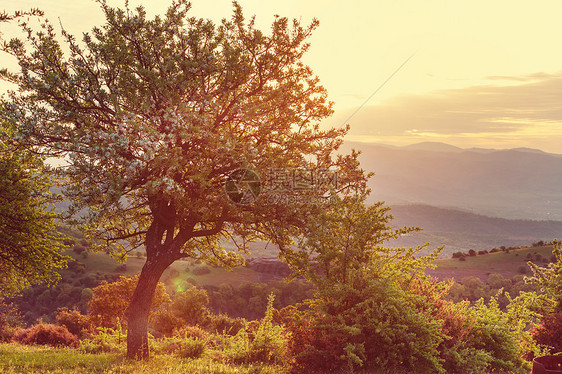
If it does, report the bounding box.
[66,250,260,293]
[426,245,555,281]
[66,241,556,289]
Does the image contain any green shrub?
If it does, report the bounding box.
[14,323,78,348]
[174,325,209,340]
[207,313,245,335]
[290,275,445,373]
[177,337,206,359]
[224,294,289,366]
[80,324,126,354]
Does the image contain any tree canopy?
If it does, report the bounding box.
[0,121,67,296]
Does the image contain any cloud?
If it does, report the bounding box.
[326,72,562,150]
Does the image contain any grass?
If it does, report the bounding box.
[0,343,286,374]
[427,244,555,280]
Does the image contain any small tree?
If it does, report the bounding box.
[1,0,365,358]
[88,275,169,330]
[151,287,210,336]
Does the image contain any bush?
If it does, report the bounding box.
[459,256,466,262]
[468,249,476,256]
[290,276,444,373]
[452,251,464,259]
[224,294,289,366]
[14,323,78,348]
[80,325,126,353]
[207,313,245,335]
[177,337,206,358]
[151,287,210,336]
[56,307,91,338]
[531,312,562,353]
[88,275,169,329]
[174,325,209,340]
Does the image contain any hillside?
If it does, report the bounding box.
[340,141,562,220]
[388,204,562,255]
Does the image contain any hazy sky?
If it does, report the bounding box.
[2,0,562,153]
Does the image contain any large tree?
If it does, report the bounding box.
[1,0,366,358]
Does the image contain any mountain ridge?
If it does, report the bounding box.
[340,140,562,220]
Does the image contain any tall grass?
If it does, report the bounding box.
[0,342,286,373]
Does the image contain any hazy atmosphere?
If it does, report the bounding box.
[3,0,562,152]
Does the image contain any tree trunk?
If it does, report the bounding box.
[126,253,173,359]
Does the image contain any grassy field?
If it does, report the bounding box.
[426,244,555,281]
[0,343,284,374]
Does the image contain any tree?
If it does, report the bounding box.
[0,121,68,296]
[88,275,169,330]
[151,287,211,336]
[1,0,365,358]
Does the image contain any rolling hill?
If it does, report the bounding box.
[388,204,561,256]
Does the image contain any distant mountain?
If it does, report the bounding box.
[402,142,464,153]
[340,141,562,220]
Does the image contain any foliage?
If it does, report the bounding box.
[206,313,245,336]
[176,337,206,359]
[172,325,209,341]
[288,194,422,285]
[223,294,289,366]
[0,122,68,296]
[207,280,315,320]
[151,287,210,337]
[0,297,23,342]
[284,194,545,373]
[531,312,562,353]
[14,323,78,348]
[290,272,445,373]
[88,275,169,329]
[80,325,126,354]
[526,240,562,312]
[55,308,91,338]
[282,194,445,373]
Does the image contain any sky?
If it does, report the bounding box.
[2,0,562,153]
